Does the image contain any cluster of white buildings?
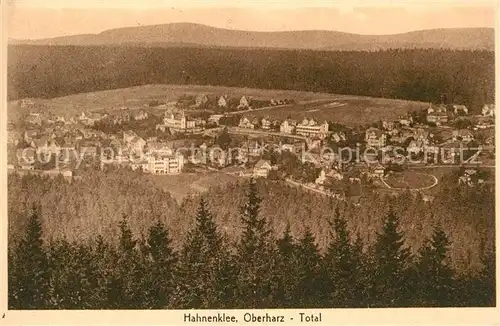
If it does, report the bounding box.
[119,130,184,174]
[157,110,202,134]
[196,94,250,109]
[129,153,184,175]
[426,103,495,126]
[294,118,329,139]
[238,116,330,139]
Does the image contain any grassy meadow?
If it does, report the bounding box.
[9,84,428,127]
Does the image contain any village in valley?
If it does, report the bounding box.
[7,89,496,201]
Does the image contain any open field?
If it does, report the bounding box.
[148,171,240,204]
[8,84,428,127]
[379,166,495,195]
[383,171,437,190]
[240,97,427,126]
[8,84,336,119]
[411,166,495,178]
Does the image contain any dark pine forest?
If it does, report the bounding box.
[8,46,494,110]
[8,171,496,309]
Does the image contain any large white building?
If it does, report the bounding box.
[148,153,184,174]
[295,118,329,139]
[161,111,201,133]
[365,127,386,148]
[280,119,297,134]
[131,153,184,174]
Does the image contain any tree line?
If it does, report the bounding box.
[8,46,494,111]
[9,180,495,309]
[7,167,495,275]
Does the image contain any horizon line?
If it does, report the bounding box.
[8,22,495,42]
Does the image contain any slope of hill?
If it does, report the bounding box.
[9,23,494,51]
[8,45,495,107]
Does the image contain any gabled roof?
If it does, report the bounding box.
[62,141,76,148]
[326,169,342,177]
[407,140,423,148]
[453,104,468,111]
[123,130,138,137]
[254,159,272,169]
[88,112,103,120]
[147,141,171,152]
[195,93,208,101]
[453,129,473,137]
[132,109,147,116]
[25,129,40,137]
[25,116,42,126]
[48,138,62,146]
[281,118,297,125]
[33,136,50,147]
[366,127,383,137]
[130,136,146,144]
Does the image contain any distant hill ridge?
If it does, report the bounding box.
[9,22,494,51]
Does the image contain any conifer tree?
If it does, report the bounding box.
[479,250,496,307]
[8,246,18,309]
[113,215,144,308]
[351,232,370,307]
[142,220,178,308]
[271,223,298,308]
[476,247,496,307]
[236,180,274,308]
[212,234,239,309]
[173,198,234,308]
[295,227,326,308]
[9,207,50,309]
[89,235,117,308]
[372,207,413,307]
[458,241,496,307]
[46,239,96,308]
[415,226,455,307]
[325,207,368,307]
[215,127,232,150]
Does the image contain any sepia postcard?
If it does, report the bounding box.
[1,0,499,325]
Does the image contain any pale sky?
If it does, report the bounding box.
[6,0,497,40]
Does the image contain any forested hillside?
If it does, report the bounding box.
[8,169,494,275]
[7,169,181,245]
[8,46,494,111]
[8,181,495,309]
[10,23,493,51]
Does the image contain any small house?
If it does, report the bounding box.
[365,127,386,148]
[238,117,255,129]
[237,96,250,109]
[253,159,272,178]
[218,95,228,108]
[261,117,272,130]
[453,105,468,115]
[194,94,209,108]
[482,104,495,117]
[452,129,474,143]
